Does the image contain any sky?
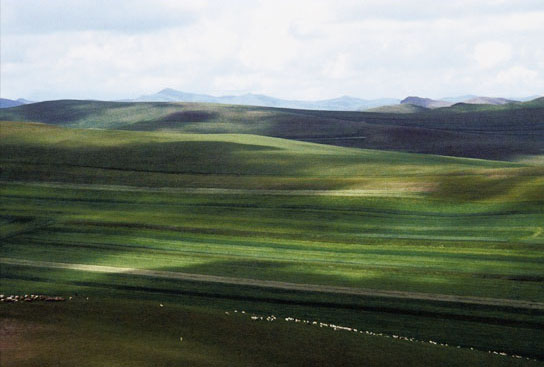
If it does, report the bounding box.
[1,0,543,101]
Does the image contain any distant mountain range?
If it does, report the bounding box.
[400,96,520,109]
[366,104,429,114]
[401,96,453,109]
[1,90,541,111]
[0,98,34,108]
[465,97,516,105]
[123,88,400,111]
[124,88,541,111]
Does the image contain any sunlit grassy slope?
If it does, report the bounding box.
[1,120,536,188]
[1,121,543,362]
[1,122,543,301]
[1,97,543,160]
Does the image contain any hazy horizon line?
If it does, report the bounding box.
[2,88,542,103]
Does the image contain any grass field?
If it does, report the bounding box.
[1,120,543,365]
[4,294,541,367]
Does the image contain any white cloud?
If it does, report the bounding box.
[323,53,353,79]
[473,42,512,69]
[493,66,543,97]
[497,66,538,84]
[1,0,543,100]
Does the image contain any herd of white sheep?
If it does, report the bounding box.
[0,294,65,303]
[227,309,537,362]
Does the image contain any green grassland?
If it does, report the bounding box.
[1,97,543,160]
[1,121,543,364]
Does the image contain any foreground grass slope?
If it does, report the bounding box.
[1,97,543,160]
[3,296,539,367]
[1,122,543,362]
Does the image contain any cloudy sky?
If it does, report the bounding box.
[1,0,543,101]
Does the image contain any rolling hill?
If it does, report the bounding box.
[2,120,520,189]
[1,97,543,160]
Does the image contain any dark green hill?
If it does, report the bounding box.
[1,98,542,160]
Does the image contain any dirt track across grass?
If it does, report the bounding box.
[2,257,543,310]
[2,180,426,197]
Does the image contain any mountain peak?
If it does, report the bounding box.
[158,88,183,95]
[401,96,452,109]
[0,97,34,108]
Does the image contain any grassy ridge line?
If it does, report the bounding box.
[2,258,543,310]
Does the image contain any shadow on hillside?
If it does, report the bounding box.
[125,110,220,130]
[2,100,543,160]
[0,140,294,177]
